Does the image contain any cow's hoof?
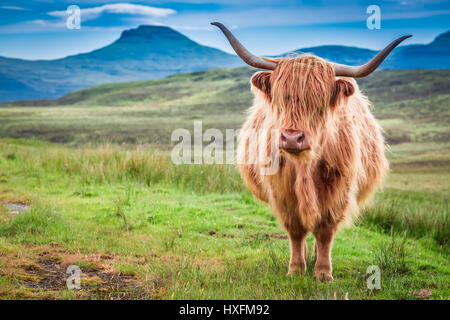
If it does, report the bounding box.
[287,270,304,276]
[314,270,334,283]
[287,264,306,276]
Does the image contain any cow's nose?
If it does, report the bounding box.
[280,130,309,154]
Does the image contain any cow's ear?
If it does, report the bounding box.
[331,79,354,109]
[251,71,272,100]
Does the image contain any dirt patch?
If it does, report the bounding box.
[23,258,147,299]
[3,203,30,217]
[267,233,288,240]
[415,289,433,299]
[0,246,153,300]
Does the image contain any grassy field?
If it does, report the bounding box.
[0,68,449,299]
[0,68,448,146]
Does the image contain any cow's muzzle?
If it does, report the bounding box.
[280,129,310,155]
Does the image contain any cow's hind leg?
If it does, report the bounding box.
[313,222,337,282]
[287,229,308,275]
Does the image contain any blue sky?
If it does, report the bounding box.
[0,0,448,60]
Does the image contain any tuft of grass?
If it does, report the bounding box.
[374,231,409,277]
[0,202,67,242]
[0,141,242,194]
[114,196,130,232]
[360,196,449,247]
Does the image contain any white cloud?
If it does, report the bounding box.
[29,19,66,28]
[48,3,176,21]
[1,6,25,10]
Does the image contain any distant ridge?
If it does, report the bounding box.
[0,27,448,103]
[0,25,242,102]
[285,30,450,68]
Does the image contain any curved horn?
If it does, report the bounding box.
[334,35,412,77]
[211,22,277,70]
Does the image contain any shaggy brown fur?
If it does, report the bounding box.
[237,55,388,281]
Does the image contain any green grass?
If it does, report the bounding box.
[0,139,448,299]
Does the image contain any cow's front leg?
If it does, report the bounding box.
[287,230,308,275]
[313,223,337,282]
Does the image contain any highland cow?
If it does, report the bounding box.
[212,22,411,282]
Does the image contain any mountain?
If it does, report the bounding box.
[0,28,448,103]
[286,30,450,68]
[388,30,450,68]
[0,25,242,102]
[287,45,378,66]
